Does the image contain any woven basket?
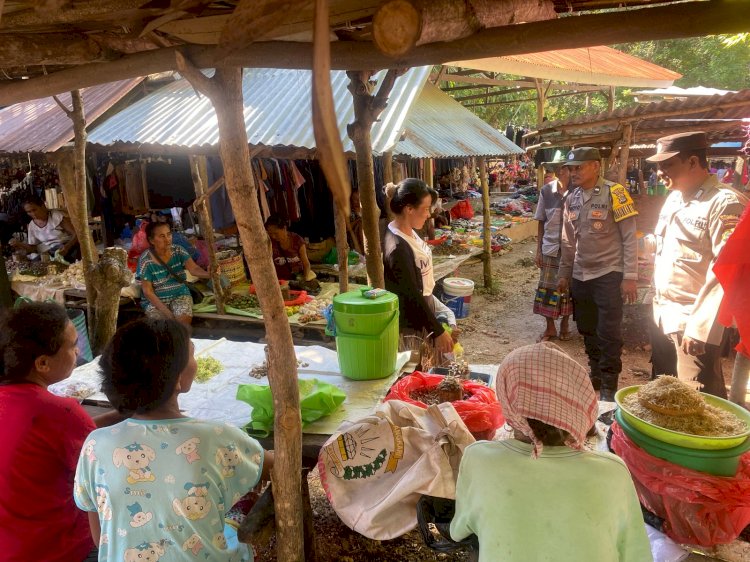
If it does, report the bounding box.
[217,250,246,285]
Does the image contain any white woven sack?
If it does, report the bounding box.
[317,399,475,540]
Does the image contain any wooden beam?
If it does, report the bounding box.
[0,33,107,66]
[453,86,534,102]
[479,158,492,289]
[463,89,591,108]
[433,73,603,91]
[0,1,748,105]
[617,123,633,186]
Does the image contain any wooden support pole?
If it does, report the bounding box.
[479,158,492,289]
[176,54,303,562]
[383,152,393,185]
[346,68,401,289]
[617,123,633,187]
[0,255,12,310]
[333,205,349,294]
[608,85,616,113]
[189,155,225,315]
[1,1,748,105]
[534,79,546,189]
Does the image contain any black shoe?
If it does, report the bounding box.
[589,377,601,391]
[600,388,616,402]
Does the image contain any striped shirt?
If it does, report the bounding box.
[137,245,191,308]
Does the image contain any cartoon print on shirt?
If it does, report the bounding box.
[113,443,156,484]
[123,540,171,562]
[182,533,204,556]
[212,532,228,550]
[127,502,153,527]
[172,482,212,521]
[96,484,112,521]
[176,437,201,464]
[215,444,240,477]
[82,439,97,462]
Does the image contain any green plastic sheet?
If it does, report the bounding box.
[236,378,346,436]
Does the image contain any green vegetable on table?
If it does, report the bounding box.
[196,355,223,382]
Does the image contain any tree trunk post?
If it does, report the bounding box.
[383,152,393,185]
[53,90,100,341]
[479,158,492,288]
[176,55,304,562]
[346,69,401,289]
[91,247,131,350]
[534,79,546,189]
[617,123,633,187]
[608,85,616,113]
[334,204,349,294]
[189,155,226,315]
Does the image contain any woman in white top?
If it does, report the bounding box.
[10,195,79,260]
[383,179,456,355]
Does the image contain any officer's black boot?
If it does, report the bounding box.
[599,387,616,402]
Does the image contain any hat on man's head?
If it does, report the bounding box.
[646,131,708,162]
[564,147,601,165]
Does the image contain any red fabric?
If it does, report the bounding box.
[611,422,750,547]
[0,384,96,561]
[384,371,504,437]
[714,206,750,356]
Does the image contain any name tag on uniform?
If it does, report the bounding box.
[591,210,605,219]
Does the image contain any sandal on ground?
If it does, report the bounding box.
[558,331,573,341]
[537,333,557,342]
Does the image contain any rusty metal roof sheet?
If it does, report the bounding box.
[0,78,143,153]
[395,82,524,158]
[450,45,681,88]
[88,67,432,155]
[534,88,750,147]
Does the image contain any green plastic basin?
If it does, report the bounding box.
[615,385,750,450]
[615,409,750,477]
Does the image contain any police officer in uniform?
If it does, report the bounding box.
[557,148,639,401]
[647,131,747,398]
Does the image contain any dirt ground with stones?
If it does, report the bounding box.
[255,236,736,562]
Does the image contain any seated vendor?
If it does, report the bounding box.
[9,195,79,260]
[450,342,651,562]
[265,215,315,282]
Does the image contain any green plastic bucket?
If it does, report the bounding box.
[333,289,399,380]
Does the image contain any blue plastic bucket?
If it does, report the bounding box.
[440,278,475,319]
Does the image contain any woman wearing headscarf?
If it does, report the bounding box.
[450,343,652,562]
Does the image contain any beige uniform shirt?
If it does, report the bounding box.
[559,179,639,282]
[653,174,747,345]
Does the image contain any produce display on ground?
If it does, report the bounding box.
[196,355,223,382]
[226,293,260,310]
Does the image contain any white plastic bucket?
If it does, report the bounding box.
[441,277,475,319]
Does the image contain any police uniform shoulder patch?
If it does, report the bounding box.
[609,183,638,222]
[719,214,740,230]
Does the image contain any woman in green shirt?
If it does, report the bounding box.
[451,342,652,562]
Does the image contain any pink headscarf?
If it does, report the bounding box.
[495,342,598,457]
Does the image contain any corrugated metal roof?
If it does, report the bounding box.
[0,78,143,153]
[88,67,432,155]
[394,82,523,158]
[450,46,682,88]
[535,89,750,147]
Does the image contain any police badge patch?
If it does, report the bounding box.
[609,184,638,222]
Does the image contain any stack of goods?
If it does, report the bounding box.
[612,377,750,546]
[615,376,750,476]
[490,198,533,217]
[216,249,246,286]
[297,297,332,324]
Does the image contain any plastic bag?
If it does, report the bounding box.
[384,371,503,439]
[236,378,346,437]
[645,525,688,562]
[610,422,750,547]
[449,200,474,220]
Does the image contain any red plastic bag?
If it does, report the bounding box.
[385,371,503,439]
[449,200,474,220]
[610,422,750,547]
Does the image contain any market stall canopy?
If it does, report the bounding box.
[0,78,143,154]
[394,82,523,158]
[530,88,750,149]
[87,66,523,158]
[448,46,682,88]
[0,1,747,106]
